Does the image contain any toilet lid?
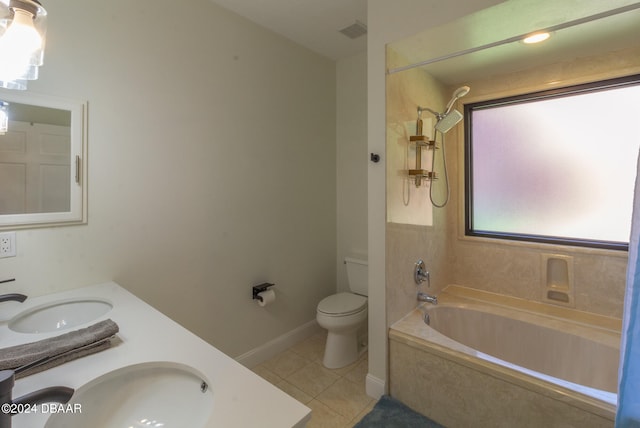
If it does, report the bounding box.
[317,292,367,316]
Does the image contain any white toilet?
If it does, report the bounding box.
[316,257,368,369]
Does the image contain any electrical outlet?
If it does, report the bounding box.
[0,232,16,258]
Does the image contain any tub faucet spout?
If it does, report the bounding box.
[417,292,437,305]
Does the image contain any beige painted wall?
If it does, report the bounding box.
[336,52,368,293]
[385,45,640,327]
[0,0,336,358]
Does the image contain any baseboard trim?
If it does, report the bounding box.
[235,320,322,368]
[366,373,386,400]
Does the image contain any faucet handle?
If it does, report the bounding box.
[414,260,430,287]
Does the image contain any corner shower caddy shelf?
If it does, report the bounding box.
[408,133,437,187]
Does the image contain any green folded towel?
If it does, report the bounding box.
[0,319,119,378]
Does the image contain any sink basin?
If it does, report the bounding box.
[8,298,113,333]
[45,362,213,428]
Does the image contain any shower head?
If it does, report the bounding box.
[443,85,470,116]
[418,85,469,134]
[452,85,471,98]
[434,109,463,133]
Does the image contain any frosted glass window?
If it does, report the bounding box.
[466,76,640,250]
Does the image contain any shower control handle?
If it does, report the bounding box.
[414,260,430,287]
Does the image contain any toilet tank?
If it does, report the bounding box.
[345,257,368,296]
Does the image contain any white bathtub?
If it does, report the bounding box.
[389,285,621,428]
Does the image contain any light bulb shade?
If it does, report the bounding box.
[0,0,46,89]
[0,79,26,89]
[0,102,7,134]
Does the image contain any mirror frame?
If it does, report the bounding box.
[0,89,87,230]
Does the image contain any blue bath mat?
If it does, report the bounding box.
[354,395,445,428]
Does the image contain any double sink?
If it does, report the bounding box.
[2,282,311,428]
[3,291,214,428]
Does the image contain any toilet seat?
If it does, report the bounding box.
[317,292,367,316]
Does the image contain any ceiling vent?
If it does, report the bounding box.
[339,20,367,39]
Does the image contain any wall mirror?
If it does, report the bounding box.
[0,90,87,230]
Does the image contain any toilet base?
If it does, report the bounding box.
[323,329,359,369]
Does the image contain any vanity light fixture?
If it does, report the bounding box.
[0,0,47,90]
[523,32,550,44]
[0,101,7,134]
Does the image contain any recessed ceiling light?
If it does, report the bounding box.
[523,32,551,44]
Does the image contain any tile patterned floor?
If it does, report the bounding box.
[252,331,376,428]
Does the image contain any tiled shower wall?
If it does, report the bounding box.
[386,45,640,326]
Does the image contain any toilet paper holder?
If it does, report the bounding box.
[252,283,275,302]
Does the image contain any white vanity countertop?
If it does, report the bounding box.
[1,281,311,428]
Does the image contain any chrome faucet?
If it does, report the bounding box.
[0,370,73,428]
[417,292,438,305]
[0,294,27,304]
[414,260,430,286]
[415,260,437,305]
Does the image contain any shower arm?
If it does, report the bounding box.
[419,100,460,121]
[417,106,444,121]
[419,86,471,122]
